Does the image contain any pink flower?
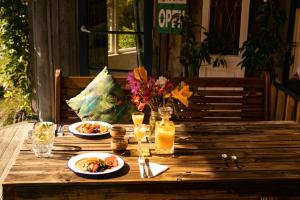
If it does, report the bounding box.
[127,72,140,95]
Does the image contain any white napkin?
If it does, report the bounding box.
[148,162,169,177]
[139,159,168,178]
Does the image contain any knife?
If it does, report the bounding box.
[145,158,153,178]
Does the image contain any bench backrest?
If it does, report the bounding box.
[54,69,269,124]
[171,75,270,122]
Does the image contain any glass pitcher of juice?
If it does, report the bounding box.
[155,107,175,154]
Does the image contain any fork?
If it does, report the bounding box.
[138,156,148,178]
[55,124,64,136]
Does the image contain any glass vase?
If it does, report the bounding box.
[149,110,159,143]
[155,107,175,154]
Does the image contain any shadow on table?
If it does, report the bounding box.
[49,146,82,160]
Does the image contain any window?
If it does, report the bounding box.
[107,0,137,54]
[79,0,149,74]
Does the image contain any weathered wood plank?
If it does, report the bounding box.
[270,82,277,120]
[297,101,300,123]
[285,95,296,121]
[171,77,265,87]
[0,122,34,200]
[275,90,286,120]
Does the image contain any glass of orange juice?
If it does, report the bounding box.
[134,124,148,155]
[155,107,175,154]
[132,112,144,126]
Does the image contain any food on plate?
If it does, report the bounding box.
[75,156,118,173]
[75,123,108,134]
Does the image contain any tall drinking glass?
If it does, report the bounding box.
[32,122,55,157]
[134,124,147,155]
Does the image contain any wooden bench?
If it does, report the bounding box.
[54,69,270,124]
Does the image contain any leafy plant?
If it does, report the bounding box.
[119,27,136,49]
[179,14,226,77]
[239,0,287,77]
[0,0,32,116]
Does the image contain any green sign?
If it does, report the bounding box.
[157,0,187,33]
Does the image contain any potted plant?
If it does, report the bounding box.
[239,0,289,78]
[178,14,226,77]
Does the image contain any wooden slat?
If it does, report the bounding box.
[275,90,286,120]
[179,104,264,111]
[285,95,296,121]
[297,101,300,123]
[270,83,278,120]
[54,69,61,124]
[0,122,34,200]
[263,71,270,120]
[190,96,264,104]
[171,77,265,87]
[62,77,129,90]
[194,90,264,97]
[178,111,264,118]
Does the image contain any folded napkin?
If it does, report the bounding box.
[148,162,169,177]
[139,158,168,178]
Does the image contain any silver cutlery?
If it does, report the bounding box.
[231,155,241,169]
[138,156,148,178]
[221,153,229,167]
[55,124,64,136]
[145,158,153,178]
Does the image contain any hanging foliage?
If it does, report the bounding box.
[0,0,32,113]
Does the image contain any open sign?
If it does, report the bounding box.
[157,0,187,33]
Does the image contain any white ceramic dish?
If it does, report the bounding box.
[67,152,124,176]
[68,121,111,138]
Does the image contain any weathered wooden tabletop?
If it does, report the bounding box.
[3,121,300,200]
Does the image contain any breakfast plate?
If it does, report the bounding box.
[67,152,124,176]
[68,121,111,138]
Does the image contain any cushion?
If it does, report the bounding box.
[66,67,130,123]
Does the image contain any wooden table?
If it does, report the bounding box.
[3,121,300,200]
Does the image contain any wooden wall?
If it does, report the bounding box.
[29,0,80,121]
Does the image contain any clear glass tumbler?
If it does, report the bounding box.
[32,122,55,157]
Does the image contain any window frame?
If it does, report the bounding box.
[108,0,137,55]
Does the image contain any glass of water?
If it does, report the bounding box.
[32,122,55,157]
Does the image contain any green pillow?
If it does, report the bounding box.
[66,67,130,123]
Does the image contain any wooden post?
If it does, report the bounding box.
[54,69,62,124]
[29,0,54,121]
[296,101,300,123]
[275,90,286,120]
[270,83,278,120]
[263,72,270,120]
[29,0,80,121]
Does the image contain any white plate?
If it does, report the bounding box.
[68,121,111,138]
[67,152,124,176]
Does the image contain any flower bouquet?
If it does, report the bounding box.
[127,66,193,114]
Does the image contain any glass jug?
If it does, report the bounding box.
[155,107,175,154]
